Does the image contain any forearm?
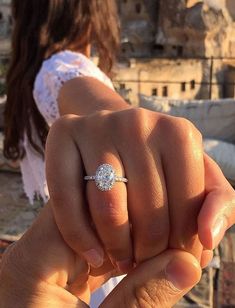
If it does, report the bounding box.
[58,76,131,116]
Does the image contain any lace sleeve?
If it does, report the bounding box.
[33,50,113,126]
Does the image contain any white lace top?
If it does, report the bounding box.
[20,50,114,204]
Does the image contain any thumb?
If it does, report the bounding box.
[100,250,201,308]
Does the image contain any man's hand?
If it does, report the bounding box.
[0,203,201,308]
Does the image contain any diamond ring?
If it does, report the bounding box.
[84,163,128,191]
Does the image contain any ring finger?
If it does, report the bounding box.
[77,126,133,272]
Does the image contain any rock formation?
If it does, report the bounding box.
[117,0,235,58]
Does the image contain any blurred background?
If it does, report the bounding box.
[0,1,235,307]
[1,0,235,103]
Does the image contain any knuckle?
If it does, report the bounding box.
[110,108,150,145]
[159,116,202,148]
[133,279,179,308]
[46,115,77,150]
[96,109,111,117]
[173,118,203,161]
[133,283,162,308]
[162,279,183,299]
[77,110,112,135]
[50,114,76,133]
[88,110,111,128]
[174,117,200,143]
[128,108,150,142]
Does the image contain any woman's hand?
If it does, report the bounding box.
[46,108,206,270]
[0,203,202,308]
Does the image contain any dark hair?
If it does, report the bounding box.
[4,0,120,160]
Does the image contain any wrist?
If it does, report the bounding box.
[58,76,133,117]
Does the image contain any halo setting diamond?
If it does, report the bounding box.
[95,164,116,191]
[84,163,128,191]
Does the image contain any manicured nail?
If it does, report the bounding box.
[83,249,104,268]
[165,257,200,291]
[116,259,133,273]
[212,216,227,249]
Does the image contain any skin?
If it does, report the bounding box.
[46,75,235,272]
[0,203,202,308]
[2,69,234,307]
[47,105,204,269]
[2,20,234,307]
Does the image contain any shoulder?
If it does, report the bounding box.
[33,50,113,103]
[33,50,113,124]
[35,50,112,88]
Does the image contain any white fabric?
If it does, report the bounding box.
[20,50,113,203]
[90,275,125,307]
[204,138,235,185]
[19,50,120,307]
[21,129,49,204]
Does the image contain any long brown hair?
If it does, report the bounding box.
[4,0,120,160]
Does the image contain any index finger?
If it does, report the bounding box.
[46,115,105,268]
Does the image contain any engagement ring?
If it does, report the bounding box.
[84,163,128,191]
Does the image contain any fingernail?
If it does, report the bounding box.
[212,216,227,249]
[165,257,200,291]
[116,259,133,273]
[83,249,104,268]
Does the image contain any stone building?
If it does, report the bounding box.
[0,0,11,78]
[224,61,235,98]
[114,58,204,105]
[117,0,235,58]
[0,0,11,43]
[115,0,235,104]
[0,0,234,102]
[155,0,235,58]
[117,0,159,58]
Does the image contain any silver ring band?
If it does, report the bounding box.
[84,175,128,182]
